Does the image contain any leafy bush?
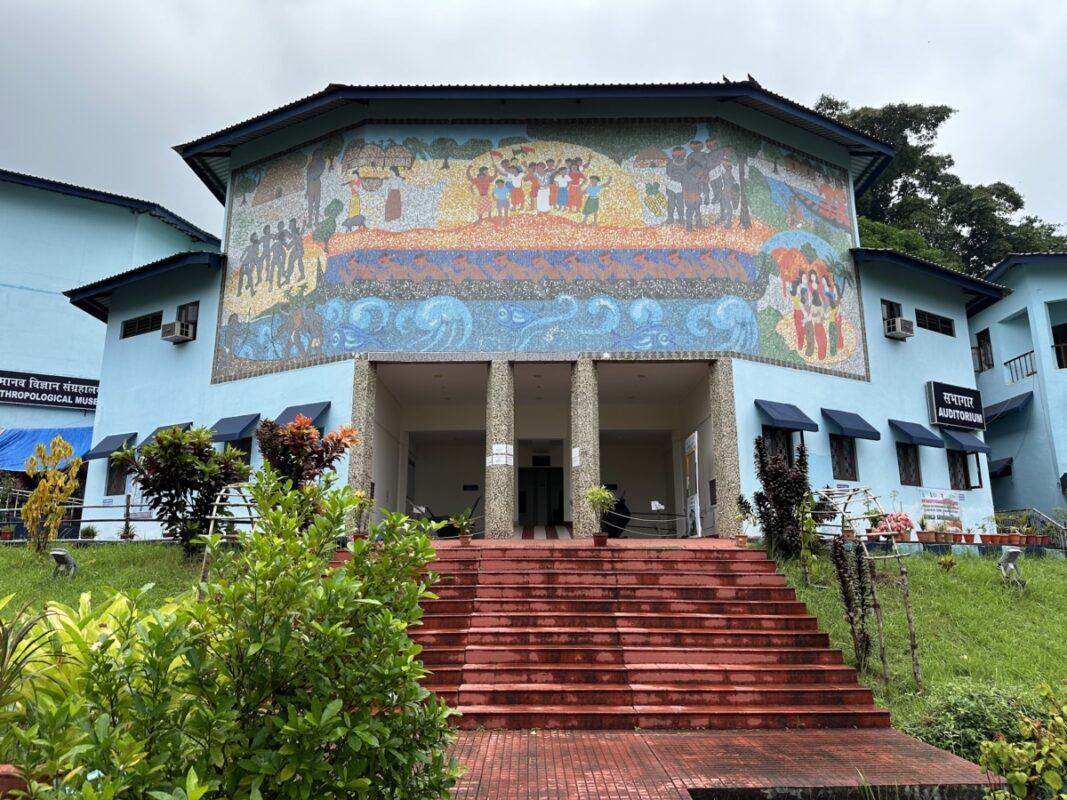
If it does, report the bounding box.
[22,435,82,554]
[113,426,250,553]
[737,437,810,558]
[2,470,458,799]
[902,680,1043,763]
[981,682,1067,799]
[584,485,616,532]
[255,414,356,489]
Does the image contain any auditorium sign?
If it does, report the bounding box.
[926,381,984,431]
[0,370,98,410]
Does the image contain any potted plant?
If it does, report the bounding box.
[351,490,371,539]
[963,530,976,544]
[0,524,14,541]
[450,507,475,546]
[585,485,616,547]
[78,524,98,547]
[951,530,964,544]
[119,521,136,541]
[1007,527,1022,546]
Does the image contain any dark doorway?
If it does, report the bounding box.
[518,467,564,526]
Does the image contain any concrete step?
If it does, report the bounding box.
[454,704,891,731]
[463,612,819,631]
[475,570,788,587]
[412,628,830,649]
[460,645,845,666]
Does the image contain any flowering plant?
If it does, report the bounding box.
[869,511,914,535]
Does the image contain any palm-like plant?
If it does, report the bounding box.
[0,595,57,723]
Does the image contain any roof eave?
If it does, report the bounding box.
[175,82,894,203]
[851,248,1009,303]
[65,251,224,322]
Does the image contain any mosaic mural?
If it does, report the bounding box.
[217,120,865,378]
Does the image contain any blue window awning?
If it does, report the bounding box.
[0,426,93,471]
[942,428,991,454]
[84,432,136,461]
[821,409,881,440]
[988,458,1013,479]
[754,400,819,432]
[141,422,193,447]
[211,413,260,442]
[275,401,330,427]
[888,419,944,448]
[984,391,1033,424]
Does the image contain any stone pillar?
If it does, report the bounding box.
[570,357,601,538]
[709,358,741,539]
[484,361,516,538]
[347,357,376,500]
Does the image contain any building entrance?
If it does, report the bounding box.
[517,464,565,526]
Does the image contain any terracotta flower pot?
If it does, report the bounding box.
[593,532,609,547]
[1008,534,1022,545]
[459,532,473,547]
[917,531,935,543]
[952,533,964,544]
[937,532,952,544]
[963,533,975,544]
[1025,534,1039,545]
[1039,534,1051,546]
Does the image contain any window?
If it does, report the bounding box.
[762,425,794,465]
[881,299,902,321]
[896,442,922,487]
[830,434,858,481]
[120,311,163,339]
[947,450,983,490]
[915,309,955,336]
[1053,323,1067,370]
[231,436,253,466]
[975,328,994,372]
[176,302,200,341]
[105,460,129,496]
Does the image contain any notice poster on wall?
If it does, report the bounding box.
[683,431,702,538]
[920,491,963,532]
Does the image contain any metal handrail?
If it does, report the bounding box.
[1004,350,1037,383]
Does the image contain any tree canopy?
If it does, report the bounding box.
[815,96,1065,276]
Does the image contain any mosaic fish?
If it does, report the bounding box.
[614,325,676,351]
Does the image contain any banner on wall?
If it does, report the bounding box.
[683,431,702,538]
[920,490,963,532]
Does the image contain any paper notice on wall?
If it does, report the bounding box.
[492,443,509,454]
[920,490,963,531]
[683,431,702,538]
[571,446,580,467]
[506,444,514,455]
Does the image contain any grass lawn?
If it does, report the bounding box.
[781,551,1067,726]
[0,543,200,612]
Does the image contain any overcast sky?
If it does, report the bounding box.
[3,0,1065,239]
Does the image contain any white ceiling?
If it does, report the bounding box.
[597,361,708,403]
[376,362,488,405]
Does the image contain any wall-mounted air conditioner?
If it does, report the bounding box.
[884,317,914,340]
[161,321,195,343]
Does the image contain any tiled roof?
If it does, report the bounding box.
[174,80,895,203]
[0,168,220,244]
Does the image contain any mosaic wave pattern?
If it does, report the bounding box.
[217,120,864,377]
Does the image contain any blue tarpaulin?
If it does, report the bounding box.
[0,426,93,471]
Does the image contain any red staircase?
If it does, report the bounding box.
[415,543,890,730]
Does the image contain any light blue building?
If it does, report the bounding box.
[0,169,219,474]
[66,82,1009,538]
[969,253,1067,519]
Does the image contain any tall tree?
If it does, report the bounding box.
[816,96,1065,275]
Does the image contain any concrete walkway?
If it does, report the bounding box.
[450,729,992,799]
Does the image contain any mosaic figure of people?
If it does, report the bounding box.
[582,175,611,225]
[467,163,498,222]
[384,166,404,222]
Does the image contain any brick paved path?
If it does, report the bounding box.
[450,729,991,799]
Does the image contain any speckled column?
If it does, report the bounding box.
[570,357,601,538]
[484,361,515,538]
[709,358,741,539]
[347,357,376,500]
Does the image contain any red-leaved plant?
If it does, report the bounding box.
[255,414,357,489]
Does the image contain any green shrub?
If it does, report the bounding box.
[903,679,1043,762]
[981,682,1067,799]
[2,469,458,799]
